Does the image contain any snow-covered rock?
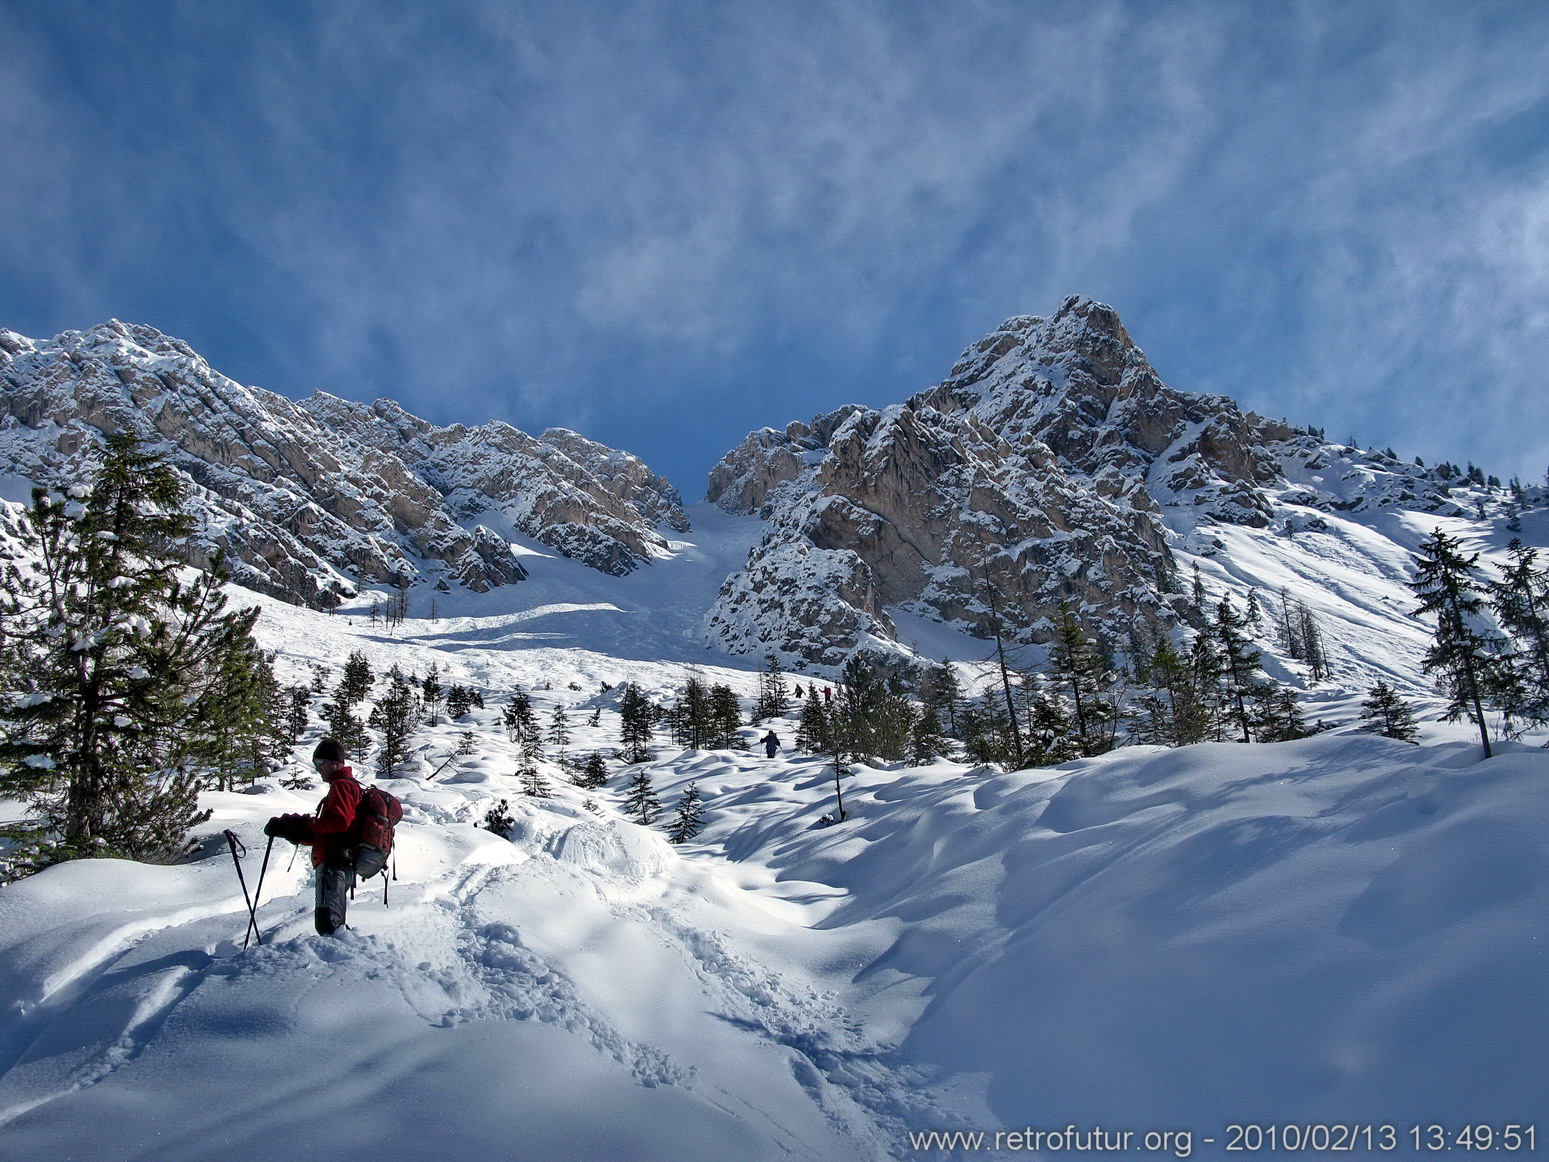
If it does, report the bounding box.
[0,321,689,606]
[706,295,1505,668]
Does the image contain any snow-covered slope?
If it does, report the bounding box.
[1,537,1545,1160]
[0,321,688,607]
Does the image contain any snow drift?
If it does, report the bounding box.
[2,645,1544,1160]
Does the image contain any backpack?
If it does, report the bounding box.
[352,785,402,882]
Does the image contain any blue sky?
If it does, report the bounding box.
[4,0,1548,496]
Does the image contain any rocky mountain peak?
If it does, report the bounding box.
[704,296,1471,668]
[0,321,689,607]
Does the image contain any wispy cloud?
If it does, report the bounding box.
[3,0,1548,486]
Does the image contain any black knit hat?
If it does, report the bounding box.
[312,738,347,764]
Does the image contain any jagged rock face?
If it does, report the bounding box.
[708,401,1180,665]
[916,298,1303,527]
[0,321,688,606]
[705,295,1461,666]
[300,394,688,577]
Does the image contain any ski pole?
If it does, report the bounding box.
[244,835,275,950]
[223,829,262,948]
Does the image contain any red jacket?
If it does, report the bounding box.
[299,768,363,867]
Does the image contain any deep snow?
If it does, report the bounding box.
[1,504,1546,1161]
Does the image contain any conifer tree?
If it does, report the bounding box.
[483,798,515,835]
[1297,604,1330,683]
[185,638,287,791]
[1019,674,1078,765]
[666,782,705,843]
[1409,528,1512,758]
[830,657,916,763]
[977,573,1026,768]
[1129,636,1217,748]
[518,758,551,798]
[921,661,964,738]
[708,683,745,749]
[754,654,790,723]
[1248,683,1308,742]
[1047,605,1120,757]
[284,684,312,746]
[446,684,476,720]
[1187,632,1227,741]
[618,683,655,764]
[573,751,609,789]
[669,669,713,749]
[959,697,1019,769]
[421,662,444,725]
[547,705,572,758]
[1359,680,1422,742]
[1278,596,1331,681]
[1244,589,1263,632]
[623,769,661,825]
[368,666,420,778]
[502,687,537,748]
[1214,598,1264,743]
[338,649,374,705]
[1488,539,1549,727]
[796,697,831,754]
[907,705,951,765]
[0,436,277,869]
[324,650,373,759]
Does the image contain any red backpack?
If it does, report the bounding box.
[352,786,402,883]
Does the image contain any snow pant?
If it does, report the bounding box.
[314,851,356,936]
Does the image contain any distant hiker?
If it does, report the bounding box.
[265,738,362,936]
[762,730,780,758]
[823,686,832,704]
[792,684,804,700]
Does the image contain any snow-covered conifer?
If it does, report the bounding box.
[369,668,420,778]
[1359,681,1421,742]
[1409,528,1513,758]
[623,769,660,825]
[519,759,551,798]
[666,782,705,843]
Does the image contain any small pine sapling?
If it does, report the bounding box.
[484,798,516,836]
[1359,681,1422,742]
[519,759,552,798]
[667,782,706,843]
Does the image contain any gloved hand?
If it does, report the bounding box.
[264,814,309,843]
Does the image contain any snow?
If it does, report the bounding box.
[2,508,1547,1160]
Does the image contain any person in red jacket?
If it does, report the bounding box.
[266,738,363,935]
